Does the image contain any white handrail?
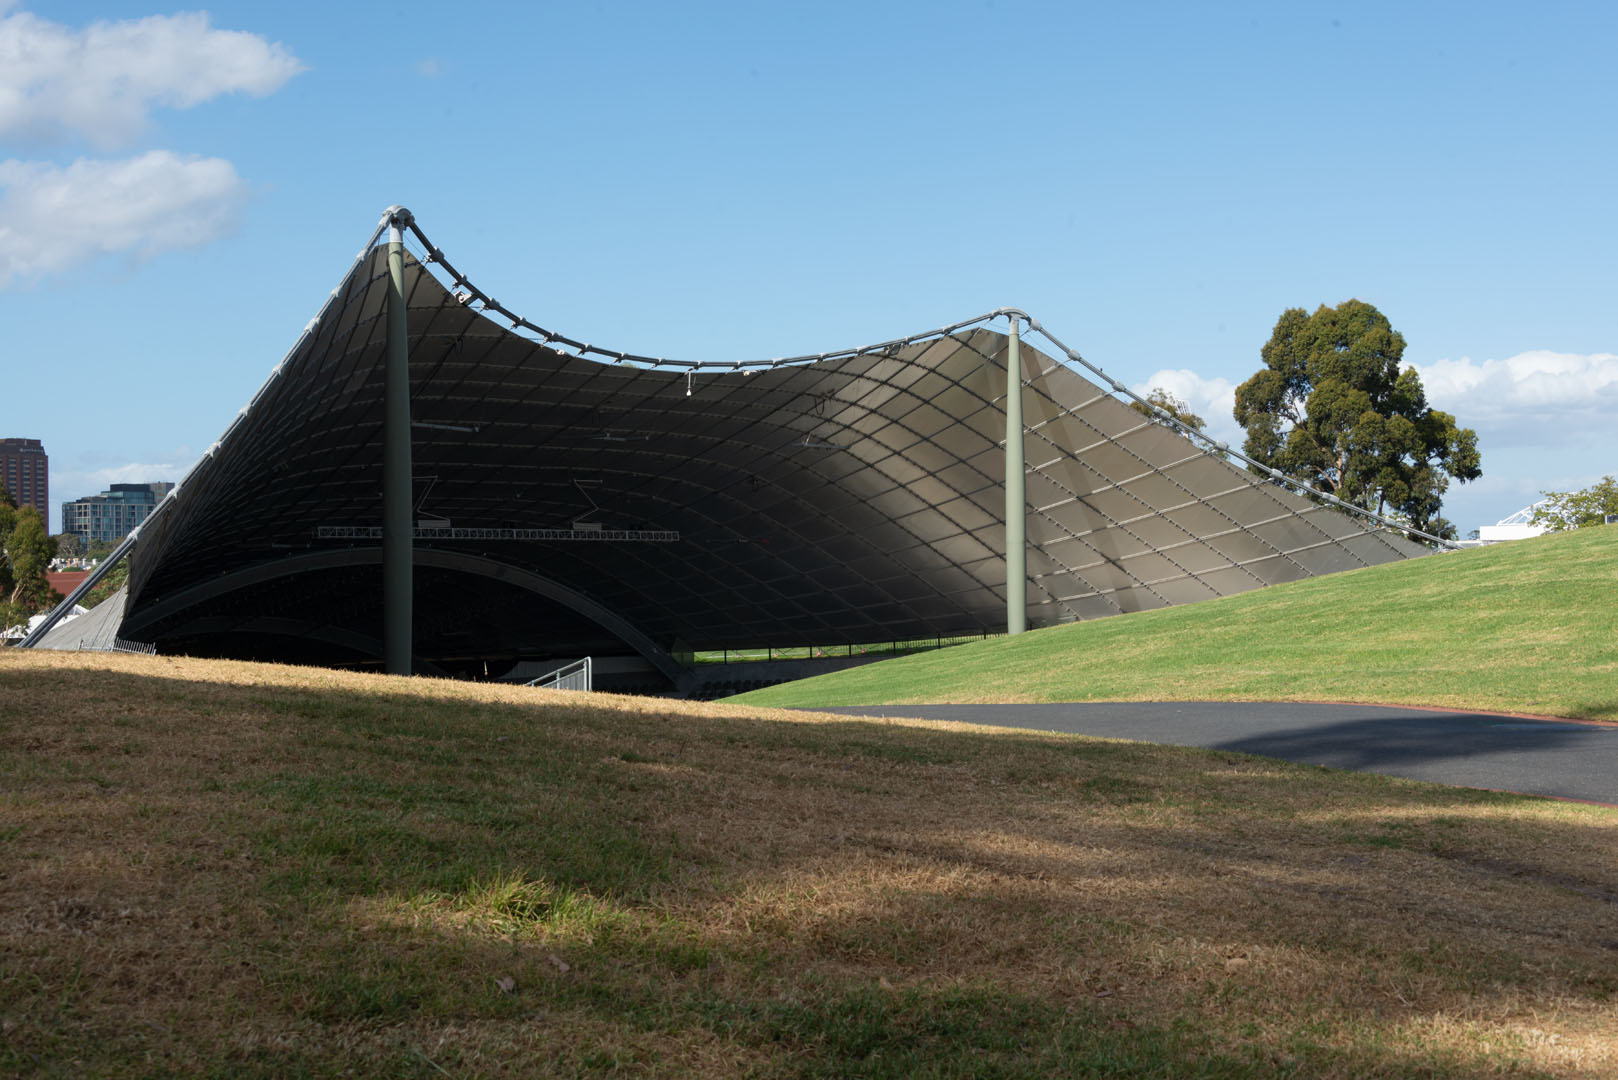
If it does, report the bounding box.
[526,657,592,692]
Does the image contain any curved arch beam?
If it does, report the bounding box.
[415,549,686,683]
[121,547,686,682]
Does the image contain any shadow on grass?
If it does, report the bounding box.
[4,659,1614,1077]
[1212,714,1617,804]
[814,701,1618,804]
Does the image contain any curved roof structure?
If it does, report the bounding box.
[30,210,1431,683]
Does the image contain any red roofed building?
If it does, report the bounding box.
[46,570,89,600]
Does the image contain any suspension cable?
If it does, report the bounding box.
[393,210,1455,549]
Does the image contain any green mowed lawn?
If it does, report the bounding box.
[732,527,1618,718]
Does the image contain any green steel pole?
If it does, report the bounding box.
[384,210,414,675]
[1005,315,1027,635]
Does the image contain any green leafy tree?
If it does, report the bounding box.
[0,486,14,628]
[2,484,62,633]
[86,536,124,561]
[5,504,61,618]
[82,559,129,609]
[1528,476,1618,532]
[1131,387,1207,432]
[1233,299,1481,538]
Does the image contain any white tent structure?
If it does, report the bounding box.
[1479,501,1552,543]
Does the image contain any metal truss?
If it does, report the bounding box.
[315,526,680,542]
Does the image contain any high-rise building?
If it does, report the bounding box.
[60,482,174,544]
[0,438,49,528]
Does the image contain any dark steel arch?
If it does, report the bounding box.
[121,547,685,681]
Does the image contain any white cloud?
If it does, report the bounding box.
[1408,350,1618,451]
[1412,350,1618,413]
[1392,350,1618,530]
[0,151,248,285]
[1131,368,1241,446]
[0,7,303,148]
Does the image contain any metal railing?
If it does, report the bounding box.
[526,657,592,692]
[696,634,994,664]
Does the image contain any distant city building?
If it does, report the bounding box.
[60,482,175,543]
[1,438,49,526]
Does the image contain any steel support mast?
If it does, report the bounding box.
[384,207,414,674]
[1005,314,1027,635]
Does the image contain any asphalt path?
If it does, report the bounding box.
[815,702,1618,805]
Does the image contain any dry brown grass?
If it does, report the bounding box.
[3,649,1616,1077]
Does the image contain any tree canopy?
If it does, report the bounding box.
[1,485,61,632]
[1232,299,1481,539]
[82,559,129,610]
[1131,388,1206,433]
[0,487,13,614]
[1528,476,1618,532]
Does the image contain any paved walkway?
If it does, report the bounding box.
[817,702,1618,805]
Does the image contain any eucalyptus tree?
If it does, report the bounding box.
[1233,300,1480,538]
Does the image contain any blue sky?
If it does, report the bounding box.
[3,0,1613,536]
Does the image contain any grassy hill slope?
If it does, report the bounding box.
[732,527,1618,718]
[3,650,1617,1077]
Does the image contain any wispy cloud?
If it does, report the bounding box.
[0,151,247,285]
[56,459,187,491]
[0,7,303,148]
